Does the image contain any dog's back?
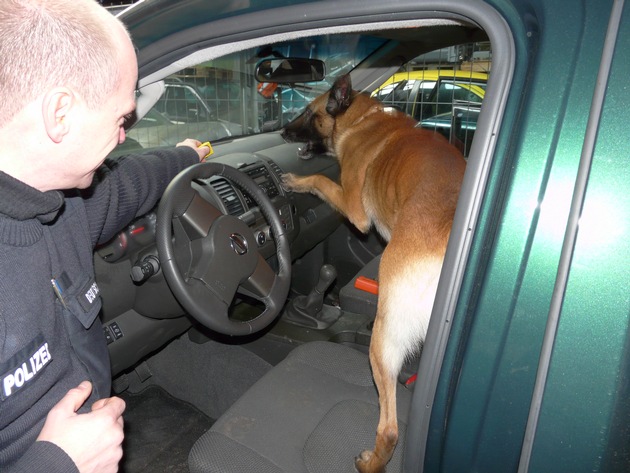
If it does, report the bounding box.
[332,92,466,245]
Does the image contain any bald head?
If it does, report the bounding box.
[0,0,133,127]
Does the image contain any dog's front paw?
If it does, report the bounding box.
[281,173,308,193]
[280,173,298,191]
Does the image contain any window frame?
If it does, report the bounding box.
[125,1,516,470]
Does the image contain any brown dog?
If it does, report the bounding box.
[281,74,466,472]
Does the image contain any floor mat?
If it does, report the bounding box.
[119,385,214,473]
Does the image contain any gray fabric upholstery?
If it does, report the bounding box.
[188,341,411,473]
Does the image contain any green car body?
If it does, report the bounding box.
[420,1,630,471]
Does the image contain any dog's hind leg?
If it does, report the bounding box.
[355,320,399,473]
[355,245,443,473]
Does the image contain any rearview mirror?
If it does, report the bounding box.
[255,58,326,83]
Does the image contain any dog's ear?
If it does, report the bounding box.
[326,74,353,117]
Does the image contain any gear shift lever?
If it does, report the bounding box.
[284,264,341,328]
[296,264,336,316]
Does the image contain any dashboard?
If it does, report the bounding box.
[96,158,294,264]
[96,131,343,374]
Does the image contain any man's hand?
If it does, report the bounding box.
[177,138,211,161]
[37,381,125,473]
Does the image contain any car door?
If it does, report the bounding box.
[408,0,630,471]
[523,1,630,470]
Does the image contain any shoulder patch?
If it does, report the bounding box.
[1,335,53,400]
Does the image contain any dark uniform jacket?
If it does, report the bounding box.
[0,148,198,472]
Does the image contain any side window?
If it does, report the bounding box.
[153,84,215,124]
[374,79,430,115]
[429,80,485,116]
[370,41,490,158]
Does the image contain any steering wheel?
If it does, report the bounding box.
[155,162,291,336]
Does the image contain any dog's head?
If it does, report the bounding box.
[281,73,354,159]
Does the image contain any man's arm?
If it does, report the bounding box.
[5,441,79,473]
[84,140,208,247]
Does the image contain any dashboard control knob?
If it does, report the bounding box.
[130,255,160,284]
[256,231,266,246]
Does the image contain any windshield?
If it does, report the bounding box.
[116,34,387,154]
[115,32,489,159]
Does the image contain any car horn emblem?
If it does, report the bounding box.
[229,233,249,255]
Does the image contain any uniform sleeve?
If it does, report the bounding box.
[82,146,200,247]
[5,441,79,473]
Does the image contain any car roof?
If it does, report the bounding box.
[387,69,488,82]
[375,69,489,94]
[119,0,313,50]
[119,0,487,82]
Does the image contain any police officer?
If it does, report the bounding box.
[0,1,209,471]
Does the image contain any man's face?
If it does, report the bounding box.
[71,30,138,189]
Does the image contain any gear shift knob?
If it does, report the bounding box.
[284,264,340,328]
[315,264,337,294]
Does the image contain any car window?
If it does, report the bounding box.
[435,81,485,111]
[120,34,489,159]
[373,80,437,116]
[154,83,216,123]
[119,33,386,154]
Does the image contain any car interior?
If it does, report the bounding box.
[99,3,514,471]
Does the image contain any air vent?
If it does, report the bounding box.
[268,161,284,180]
[210,178,245,216]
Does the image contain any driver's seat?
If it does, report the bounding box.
[188,341,412,473]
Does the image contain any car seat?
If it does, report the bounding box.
[188,340,412,473]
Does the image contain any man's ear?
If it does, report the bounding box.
[42,88,74,143]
